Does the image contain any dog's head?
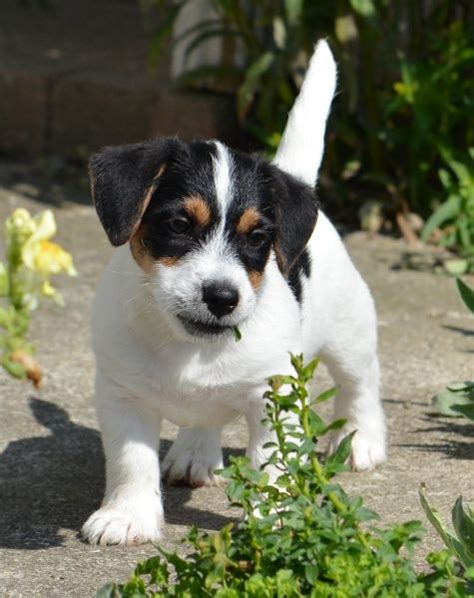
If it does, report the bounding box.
[90,138,318,340]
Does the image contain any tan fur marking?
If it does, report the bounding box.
[158,256,179,267]
[183,195,211,228]
[129,164,167,239]
[129,164,169,273]
[129,235,155,275]
[248,270,263,290]
[236,208,262,235]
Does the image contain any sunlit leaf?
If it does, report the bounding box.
[456,277,474,313]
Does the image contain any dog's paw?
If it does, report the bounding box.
[162,442,224,488]
[81,495,164,546]
[328,427,386,472]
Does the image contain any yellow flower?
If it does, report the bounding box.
[6,208,36,234]
[5,208,76,309]
[21,210,77,277]
[24,240,77,277]
[5,208,37,247]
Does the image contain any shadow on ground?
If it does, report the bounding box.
[1,160,91,208]
[397,415,474,461]
[0,399,238,550]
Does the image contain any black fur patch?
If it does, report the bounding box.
[90,138,319,280]
[287,249,312,303]
[90,138,186,246]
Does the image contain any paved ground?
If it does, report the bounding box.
[0,162,473,597]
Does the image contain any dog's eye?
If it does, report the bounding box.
[247,229,270,247]
[166,217,192,235]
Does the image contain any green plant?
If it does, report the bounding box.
[420,486,474,581]
[146,2,473,231]
[0,208,76,386]
[383,20,474,218]
[431,277,474,422]
[421,149,474,275]
[99,355,471,597]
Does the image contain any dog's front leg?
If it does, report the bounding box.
[162,427,224,487]
[82,374,163,545]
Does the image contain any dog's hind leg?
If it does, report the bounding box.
[162,427,224,487]
[320,295,387,471]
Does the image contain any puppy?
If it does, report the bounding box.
[82,41,386,546]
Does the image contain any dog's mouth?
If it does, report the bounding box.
[177,315,230,337]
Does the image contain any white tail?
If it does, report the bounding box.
[273,40,337,188]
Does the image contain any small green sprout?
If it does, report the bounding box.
[232,325,242,342]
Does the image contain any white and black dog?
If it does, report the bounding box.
[82,41,386,546]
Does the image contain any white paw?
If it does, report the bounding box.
[162,442,224,488]
[328,427,387,472]
[82,494,164,546]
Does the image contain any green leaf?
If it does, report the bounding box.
[418,485,473,568]
[147,3,184,70]
[349,0,376,17]
[451,403,474,421]
[326,431,355,466]
[184,28,240,65]
[446,381,474,395]
[438,168,452,190]
[284,0,303,25]
[0,262,8,296]
[419,486,455,548]
[272,17,286,50]
[237,52,274,122]
[172,17,225,46]
[311,387,337,405]
[421,195,461,241]
[456,277,474,313]
[96,582,120,598]
[443,259,469,276]
[2,358,27,379]
[432,388,474,417]
[232,326,242,341]
[452,497,474,559]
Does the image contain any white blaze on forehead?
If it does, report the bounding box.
[212,141,233,217]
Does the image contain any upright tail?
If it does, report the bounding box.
[273,40,337,188]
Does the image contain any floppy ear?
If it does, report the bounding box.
[89,138,183,246]
[268,165,319,275]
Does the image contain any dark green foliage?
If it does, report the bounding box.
[457,278,474,315]
[144,1,474,261]
[99,355,472,597]
[431,278,474,422]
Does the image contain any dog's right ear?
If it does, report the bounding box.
[89,138,184,246]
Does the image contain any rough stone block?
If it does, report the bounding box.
[153,90,238,145]
[50,76,157,156]
[0,70,46,158]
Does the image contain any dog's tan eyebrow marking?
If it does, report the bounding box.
[248,270,263,290]
[158,256,179,267]
[130,235,155,275]
[236,208,262,235]
[183,195,211,228]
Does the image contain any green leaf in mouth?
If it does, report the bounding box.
[232,326,242,341]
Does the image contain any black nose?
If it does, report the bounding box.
[202,283,239,318]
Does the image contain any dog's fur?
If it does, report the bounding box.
[82,42,386,546]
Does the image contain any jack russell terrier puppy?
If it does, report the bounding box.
[82,41,386,546]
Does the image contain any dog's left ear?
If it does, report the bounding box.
[267,165,319,275]
[89,137,184,246]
